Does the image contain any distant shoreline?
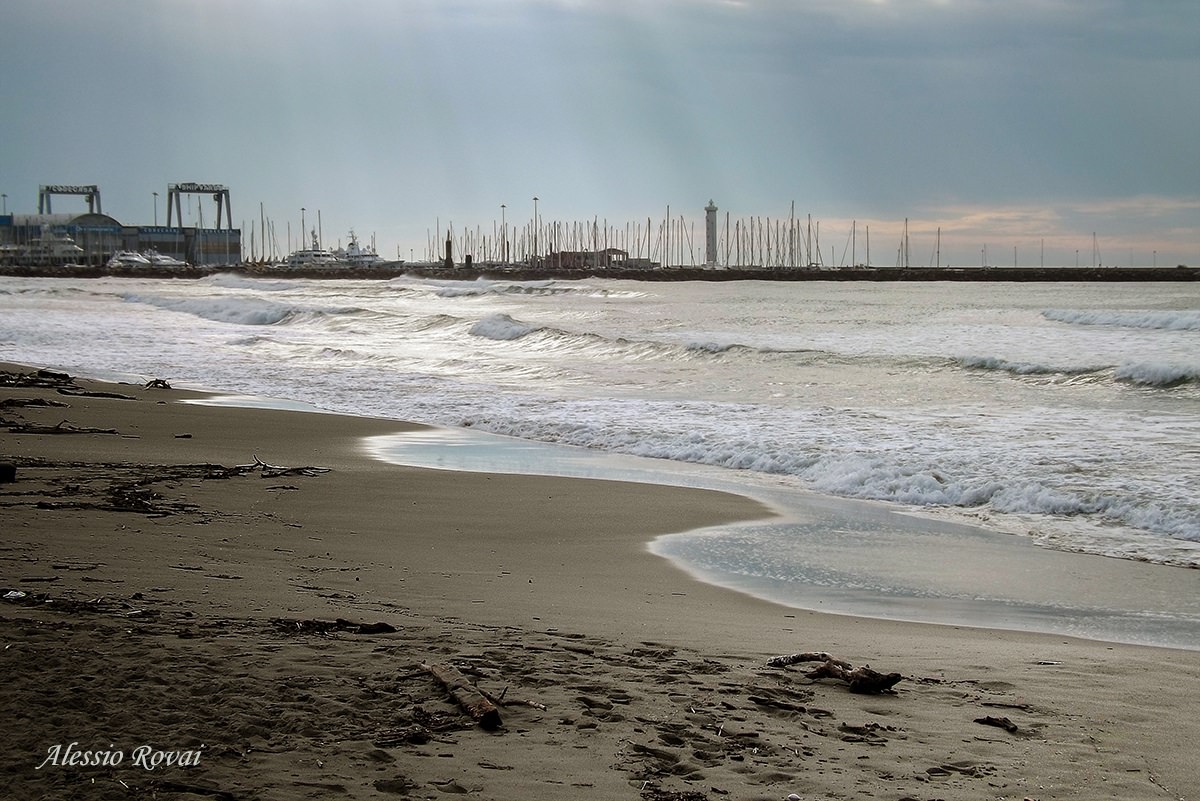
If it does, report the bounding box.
[1,262,1195,282]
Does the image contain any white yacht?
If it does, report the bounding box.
[144,249,189,268]
[334,230,387,267]
[281,231,343,268]
[107,250,152,268]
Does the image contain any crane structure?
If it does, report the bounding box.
[38,185,102,215]
[166,183,232,230]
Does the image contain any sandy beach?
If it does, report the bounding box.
[2,362,1198,801]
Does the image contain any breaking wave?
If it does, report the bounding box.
[1114,362,1200,388]
[958,355,1101,376]
[1044,309,1200,331]
[433,278,643,299]
[121,293,361,326]
[447,398,1200,553]
[469,313,543,341]
[202,272,299,292]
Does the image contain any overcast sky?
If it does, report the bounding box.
[2,0,1197,266]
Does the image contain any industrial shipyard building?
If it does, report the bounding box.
[0,184,241,266]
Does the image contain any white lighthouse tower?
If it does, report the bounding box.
[704,199,718,268]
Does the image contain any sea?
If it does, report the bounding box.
[3,273,1199,649]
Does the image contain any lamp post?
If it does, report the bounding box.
[153,192,158,226]
[301,208,306,246]
[1,193,7,215]
[532,196,539,265]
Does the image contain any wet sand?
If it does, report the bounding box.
[2,362,1198,800]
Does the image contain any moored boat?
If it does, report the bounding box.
[0,227,86,265]
[107,250,152,268]
[143,249,189,268]
[280,231,342,268]
[334,230,386,267]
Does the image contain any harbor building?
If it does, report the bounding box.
[0,182,241,266]
[545,247,631,270]
[0,213,240,266]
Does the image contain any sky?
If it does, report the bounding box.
[1,0,1197,267]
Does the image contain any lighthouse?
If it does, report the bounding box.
[705,199,718,268]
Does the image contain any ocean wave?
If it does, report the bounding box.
[121,293,361,326]
[202,272,298,292]
[226,334,274,346]
[684,340,759,355]
[443,399,1199,554]
[433,278,643,299]
[463,314,839,366]
[1114,362,1200,388]
[469,313,543,340]
[1044,308,1200,331]
[958,355,1102,377]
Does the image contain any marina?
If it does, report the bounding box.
[2,183,1192,279]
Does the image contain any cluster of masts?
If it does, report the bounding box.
[422,203,1141,271]
[426,204,879,270]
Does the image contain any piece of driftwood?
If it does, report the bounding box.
[238,456,331,478]
[56,387,137,400]
[0,369,75,389]
[767,651,903,694]
[975,715,1019,733]
[478,684,548,712]
[0,397,69,408]
[144,378,173,389]
[270,617,396,635]
[420,662,503,730]
[4,419,119,435]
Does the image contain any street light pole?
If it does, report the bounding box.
[532,196,539,265]
[301,208,306,246]
[1,193,7,215]
[153,192,158,226]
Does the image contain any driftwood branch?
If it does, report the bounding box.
[203,457,331,479]
[3,419,119,435]
[767,651,903,694]
[239,456,331,478]
[420,662,503,730]
[56,387,137,400]
[0,397,70,408]
[270,617,397,636]
[478,684,547,712]
[975,715,1019,733]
